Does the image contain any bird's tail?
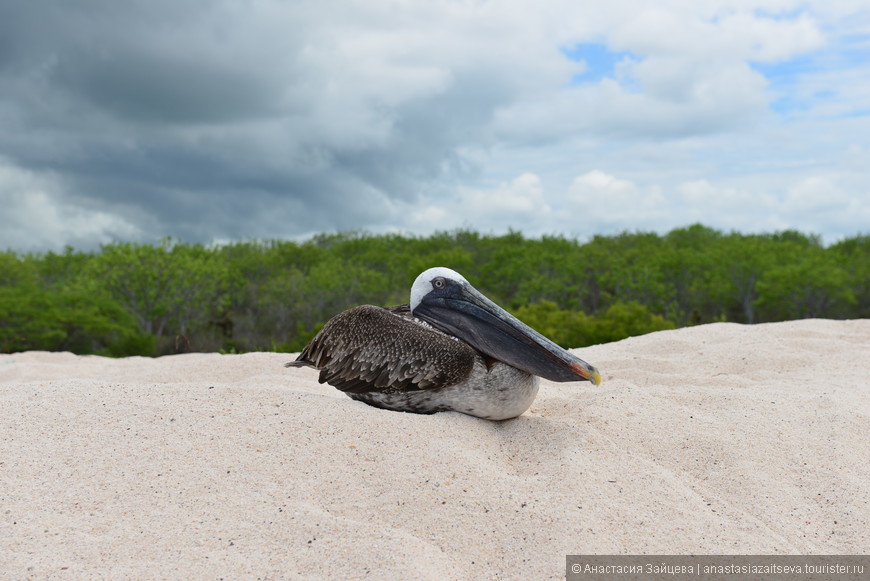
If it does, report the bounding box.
[285,359,315,369]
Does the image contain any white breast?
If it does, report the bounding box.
[433,360,540,420]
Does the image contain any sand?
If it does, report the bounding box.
[0,319,867,579]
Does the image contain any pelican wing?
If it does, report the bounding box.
[287,304,476,394]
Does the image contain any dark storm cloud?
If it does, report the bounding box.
[0,0,504,247]
[1,2,297,130]
[54,48,285,125]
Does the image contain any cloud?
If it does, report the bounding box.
[566,171,670,231]
[0,157,141,250]
[782,175,870,232]
[407,173,550,232]
[562,168,870,239]
[462,173,550,217]
[494,8,829,142]
[0,0,867,250]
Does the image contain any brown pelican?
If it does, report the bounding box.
[286,267,601,420]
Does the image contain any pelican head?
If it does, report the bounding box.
[410,267,601,385]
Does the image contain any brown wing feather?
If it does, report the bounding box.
[286,304,476,394]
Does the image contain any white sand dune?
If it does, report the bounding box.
[1,319,867,579]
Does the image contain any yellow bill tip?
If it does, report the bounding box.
[591,368,602,386]
[571,362,602,386]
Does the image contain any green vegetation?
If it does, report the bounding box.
[1,225,866,356]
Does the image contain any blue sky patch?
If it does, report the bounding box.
[751,35,869,115]
[751,55,816,83]
[562,42,638,85]
[752,55,817,114]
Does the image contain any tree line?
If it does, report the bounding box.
[1,225,867,356]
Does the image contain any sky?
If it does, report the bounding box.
[1,0,868,251]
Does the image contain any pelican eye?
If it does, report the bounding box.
[432,277,445,289]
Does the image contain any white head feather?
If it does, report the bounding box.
[410,267,469,312]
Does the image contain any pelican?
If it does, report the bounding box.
[286,267,601,420]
